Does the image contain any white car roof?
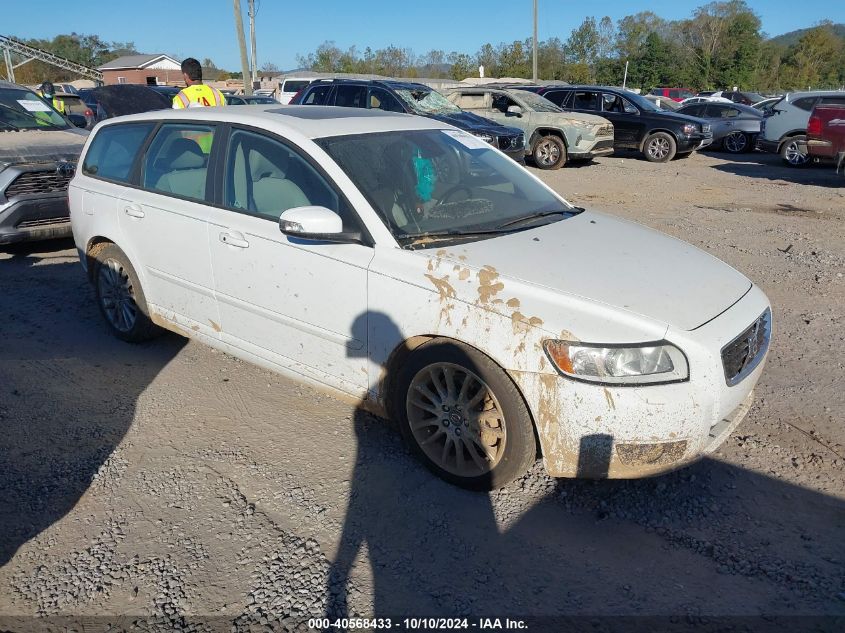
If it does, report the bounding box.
[95,105,450,139]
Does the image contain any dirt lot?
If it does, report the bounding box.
[0,149,843,631]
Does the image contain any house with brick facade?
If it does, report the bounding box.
[98,54,182,86]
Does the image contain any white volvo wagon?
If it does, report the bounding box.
[69,106,771,489]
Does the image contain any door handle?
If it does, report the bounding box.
[219,231,249,248]
[123,204,145,219]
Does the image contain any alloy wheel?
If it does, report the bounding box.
[647,137,671,160]
[535,139,561,167]
[97,258,138,333]
[724,131,748,153]
[406,362,506,477]
[784,140,809,166]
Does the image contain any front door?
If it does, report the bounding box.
[600,92,643,148]
[206,128,374,395]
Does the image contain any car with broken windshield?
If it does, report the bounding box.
[70,105,771,490]
[445,86,613,169]
[290,78,525,163]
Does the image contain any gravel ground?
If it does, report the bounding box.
[0,148,843,631]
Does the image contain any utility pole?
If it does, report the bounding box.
[532,0,538,82]
[248,0,257,88]
[233,0,253,95]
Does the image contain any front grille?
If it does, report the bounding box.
[593,139,615,151]
[16,217,70,229]
[4,168,74,199]
[498,133,524,151]
[597,124,614,137]
[721,308,771,386]
[702,123,711,134]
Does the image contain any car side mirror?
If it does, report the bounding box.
[279,206,363,244]
[506,105,523,117]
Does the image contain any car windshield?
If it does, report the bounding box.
[622,91,660,112]
[394,87,461,115]
[317,129,575,247]
[513,90,562,113]
[0,87,70,130]
[744,93,765,103]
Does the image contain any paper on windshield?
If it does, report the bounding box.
[17,100,52,112]
[442,130,490,151]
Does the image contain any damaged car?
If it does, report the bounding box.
[1,80,88,245]
[445,87,614,169]
[70,106,771,489]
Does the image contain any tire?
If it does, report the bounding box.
[722,131,749,154]
[532,135,567,169]
[90,243,160,343]
[780,135,809,166]
[643,132,677,162]
[392,339,537,490]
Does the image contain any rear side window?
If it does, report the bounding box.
[793,97,818,112]
[141,124,217,202]
[573,91,600,111]
[283,80,311,93]
[819,96,845,106]
[335,85,367,108]
[453,93,486,109]
[542,90,570,107]
[82,123,154,182]
[302,85,332,105]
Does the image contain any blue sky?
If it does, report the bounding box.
[3,0,842,71]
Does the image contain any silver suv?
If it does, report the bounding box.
[447,87,614,169]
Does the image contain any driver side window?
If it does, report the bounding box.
[224,130,356,229]
[492,94,517,114]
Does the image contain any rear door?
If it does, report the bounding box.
[119,122,222,335]
[333,84,368,109]
[205,127,374,395]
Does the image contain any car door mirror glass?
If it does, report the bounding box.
[506,105,522,116]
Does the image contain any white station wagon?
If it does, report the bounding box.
[69,105,771,489]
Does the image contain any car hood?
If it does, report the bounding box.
[437,211,751,332]
[426,110,511,133]
[0,128,87,168]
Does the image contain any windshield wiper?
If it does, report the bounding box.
[496,207,583,229]
[398,227,519,248]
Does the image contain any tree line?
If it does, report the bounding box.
[296,1,845,92]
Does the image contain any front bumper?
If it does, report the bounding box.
[678,133,713,153]
[570,137,615,160]
[512,285,771,479]
[0,193,72,245]
[756,138,780,153]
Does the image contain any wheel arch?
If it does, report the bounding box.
[638,128,678,152]
[529,127,568,151]
[776,130,808,153]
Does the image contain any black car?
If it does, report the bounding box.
[291,79,526,162]
[513,85,713,162]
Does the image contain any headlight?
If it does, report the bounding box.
[469,131,496,145]
[543,340,689,385]
[682,123,697,135]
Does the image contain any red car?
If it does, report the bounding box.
[649,87,696,102]
[806,103,845,174]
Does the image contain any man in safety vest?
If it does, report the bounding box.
[172,58,226,109]
[37,82,67,115]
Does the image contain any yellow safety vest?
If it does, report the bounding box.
[36,91,66,114]
[172,84,226,109]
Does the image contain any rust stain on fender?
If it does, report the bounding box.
[424,273,457,300]
[506,297,521,309]
[511,311,544,333]
[603,388,616,410]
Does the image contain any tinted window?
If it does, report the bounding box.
[282,80,311,93]
[334,85,367,108]
[793,97,818,112]
[602,93,637,114]
[573,91,600,111]
[541,90,570,107]
[82,123,154,182]
[302,85,332,105]
[683,105,706,117]
[819,96,845,105]
[142,124,217,202]
[224,129,356,228]
[368,87,404,113]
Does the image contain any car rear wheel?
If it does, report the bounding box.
[643,132,677,162]
[780,135,809,166]
[91,243,160,343]
[532,135,567,169]
[723,131,750,153]
[394,339,537,490]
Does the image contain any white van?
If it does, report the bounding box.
[278,77,316,105]
[757,90,845,165]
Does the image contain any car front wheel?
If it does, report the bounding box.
[643,132,677,162]
[394,339,537,490]
[780,135,809,166]
[91,243,160,343]
[532,135,567,169]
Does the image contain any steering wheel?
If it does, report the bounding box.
[435,184,473,208]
